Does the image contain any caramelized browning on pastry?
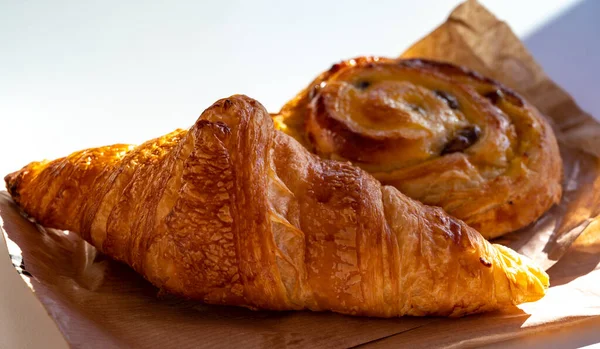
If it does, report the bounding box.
[6,95,548,317]
[275,58,563,239]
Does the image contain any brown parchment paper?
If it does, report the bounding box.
[2,1,600,348]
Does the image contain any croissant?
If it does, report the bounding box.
[5,95,548,317]
[275,57,563,239]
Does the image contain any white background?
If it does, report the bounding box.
[0,0,593,177]
[2,0,600,347]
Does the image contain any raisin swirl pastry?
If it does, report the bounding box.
[275,58,563,239]
[6,95,548,317]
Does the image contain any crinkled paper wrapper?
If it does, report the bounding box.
[2,1,600,348]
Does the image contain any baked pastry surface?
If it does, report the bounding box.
[275,58,563,239]
[6,95,548,317]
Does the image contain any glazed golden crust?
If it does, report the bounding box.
[5,95,548,317]
[275,57,563,239]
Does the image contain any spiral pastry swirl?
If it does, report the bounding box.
[275,57,562,239]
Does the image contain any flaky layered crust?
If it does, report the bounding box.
[6,95,548,317]
[275,57,563,239]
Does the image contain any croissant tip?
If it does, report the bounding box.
[493,244,550,305]
[4,170,21,199]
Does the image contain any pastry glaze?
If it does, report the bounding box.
[275,58,563,239]
[6,95,548,317]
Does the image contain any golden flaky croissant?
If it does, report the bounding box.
[5,95,548,317]
[275,57,563,239]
